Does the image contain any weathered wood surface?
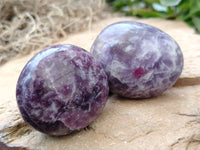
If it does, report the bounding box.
[0,17,200,150]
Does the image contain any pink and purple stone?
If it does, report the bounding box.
[16,44,109,136]
[91,21,183,99]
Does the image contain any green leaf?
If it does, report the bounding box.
[129,8,163,18]
[177,0,190,10]
[192,16,200,32]
[166,6,175,15]
[112,0,132,11]
[176,0,190,14]
[160,0,182,6]
[189,0,200,15]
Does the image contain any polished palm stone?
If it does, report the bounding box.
[16,44,109,136]
[91,21,183,98]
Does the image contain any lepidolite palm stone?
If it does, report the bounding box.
[16,44,109,136]
[91,21,183,98]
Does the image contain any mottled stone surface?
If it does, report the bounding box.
[91,21,184,98]
[16,44,109,136]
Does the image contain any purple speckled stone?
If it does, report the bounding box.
[16,44,109,136]
[91,21,183,99]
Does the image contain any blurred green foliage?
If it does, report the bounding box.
[106,0,200,33]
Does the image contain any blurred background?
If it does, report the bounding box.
[0,0,199,65]
[106,0,200,32]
